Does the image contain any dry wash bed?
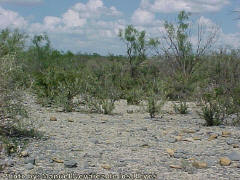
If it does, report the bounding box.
[1,93,240,180]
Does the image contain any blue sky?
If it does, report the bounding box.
[0,0,239,55]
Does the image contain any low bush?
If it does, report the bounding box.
[174,101,189,114]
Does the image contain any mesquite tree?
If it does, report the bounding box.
[153,11,219,77]
[119,25,147,78]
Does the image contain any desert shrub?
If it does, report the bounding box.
[174,101,189,114]
[196,51,240,125]
[200,102,221,126]
[0,29,40,158]
[101,99,115,114]
[0,54,27,127]
[82,96,115,114]
[124,88,144,105]
[198,89,229,126]
[32,65,84,111]
[164,73,196,100]
[146,80,166,118]
[147,94,165,118]
[119,25,148,78]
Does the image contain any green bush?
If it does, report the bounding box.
[125,88,144,105]
[101,99,115,115]
[0,29,41,158]
[174,101,189,114]
[200,103,221,126]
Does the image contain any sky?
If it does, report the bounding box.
[0,0,239,55]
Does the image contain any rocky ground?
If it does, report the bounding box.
[1,92,240,180]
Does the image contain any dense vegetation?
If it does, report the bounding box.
[1,11,240,156]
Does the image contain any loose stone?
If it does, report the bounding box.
[64,160,78,168]
[219,157,231,166]
[192,161,208,169]
[50,116,57,121]
[228,151,240,161]
[25,163,34,170]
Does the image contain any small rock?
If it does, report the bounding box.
[64,160,78,168]
[89,138,99,144]
[227,139,236,145]
[232,162,239,168]
[222,131,231,137]
[25,163,34,170]
[192,161,208,169]
[174,153,185,159]
[182,129,196,133]
[140,144,150,148]
[52,157,64,163]
[228,151,240,161]
[171,131,179,136]
[208,134,218,141]
[83,161,89,169]
[141,127,148,131]
[20,151,29,157]
[188,157,196,161]
[193,137,201,141]
[24,158,35,165]
[233,144,239,148]
[67,118,74,122]
[168,138,177,143]
[169,164,182,169]
[183,138,194,142]
[174,136,182,141]
[163,131,168,135]
[50,116,57,121]
[166,148,174,157]
[219,157,231,166]
[5,160,14,167]
[101,164,111,170]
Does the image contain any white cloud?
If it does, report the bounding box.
[132,9,155,25]
[44,16,61,27]
[219,32,240,49]
[0,6,28,29]
[27,0,125,54]
[1,0,238,55]
[29,0,122,32]
[140,0,230,13]
[62,10,86,28]
[0,0,43,5]
[72,0,121,19]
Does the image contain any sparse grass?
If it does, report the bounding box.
[101,99,115,115]
[174,101,189,114]
[200,103,221,126]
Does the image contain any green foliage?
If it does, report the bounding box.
[32,65,83,111]
[147,93,165,118]
[0,28,27,56]
[125,88,144,105]
[101,99,115,115]
[119,25,148,78]
[0,29,41,157]
[174,101,189,114]
[0,11,238,131]
[146,80,166,118]
[163,11,196,76]
[201,103,221,126]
